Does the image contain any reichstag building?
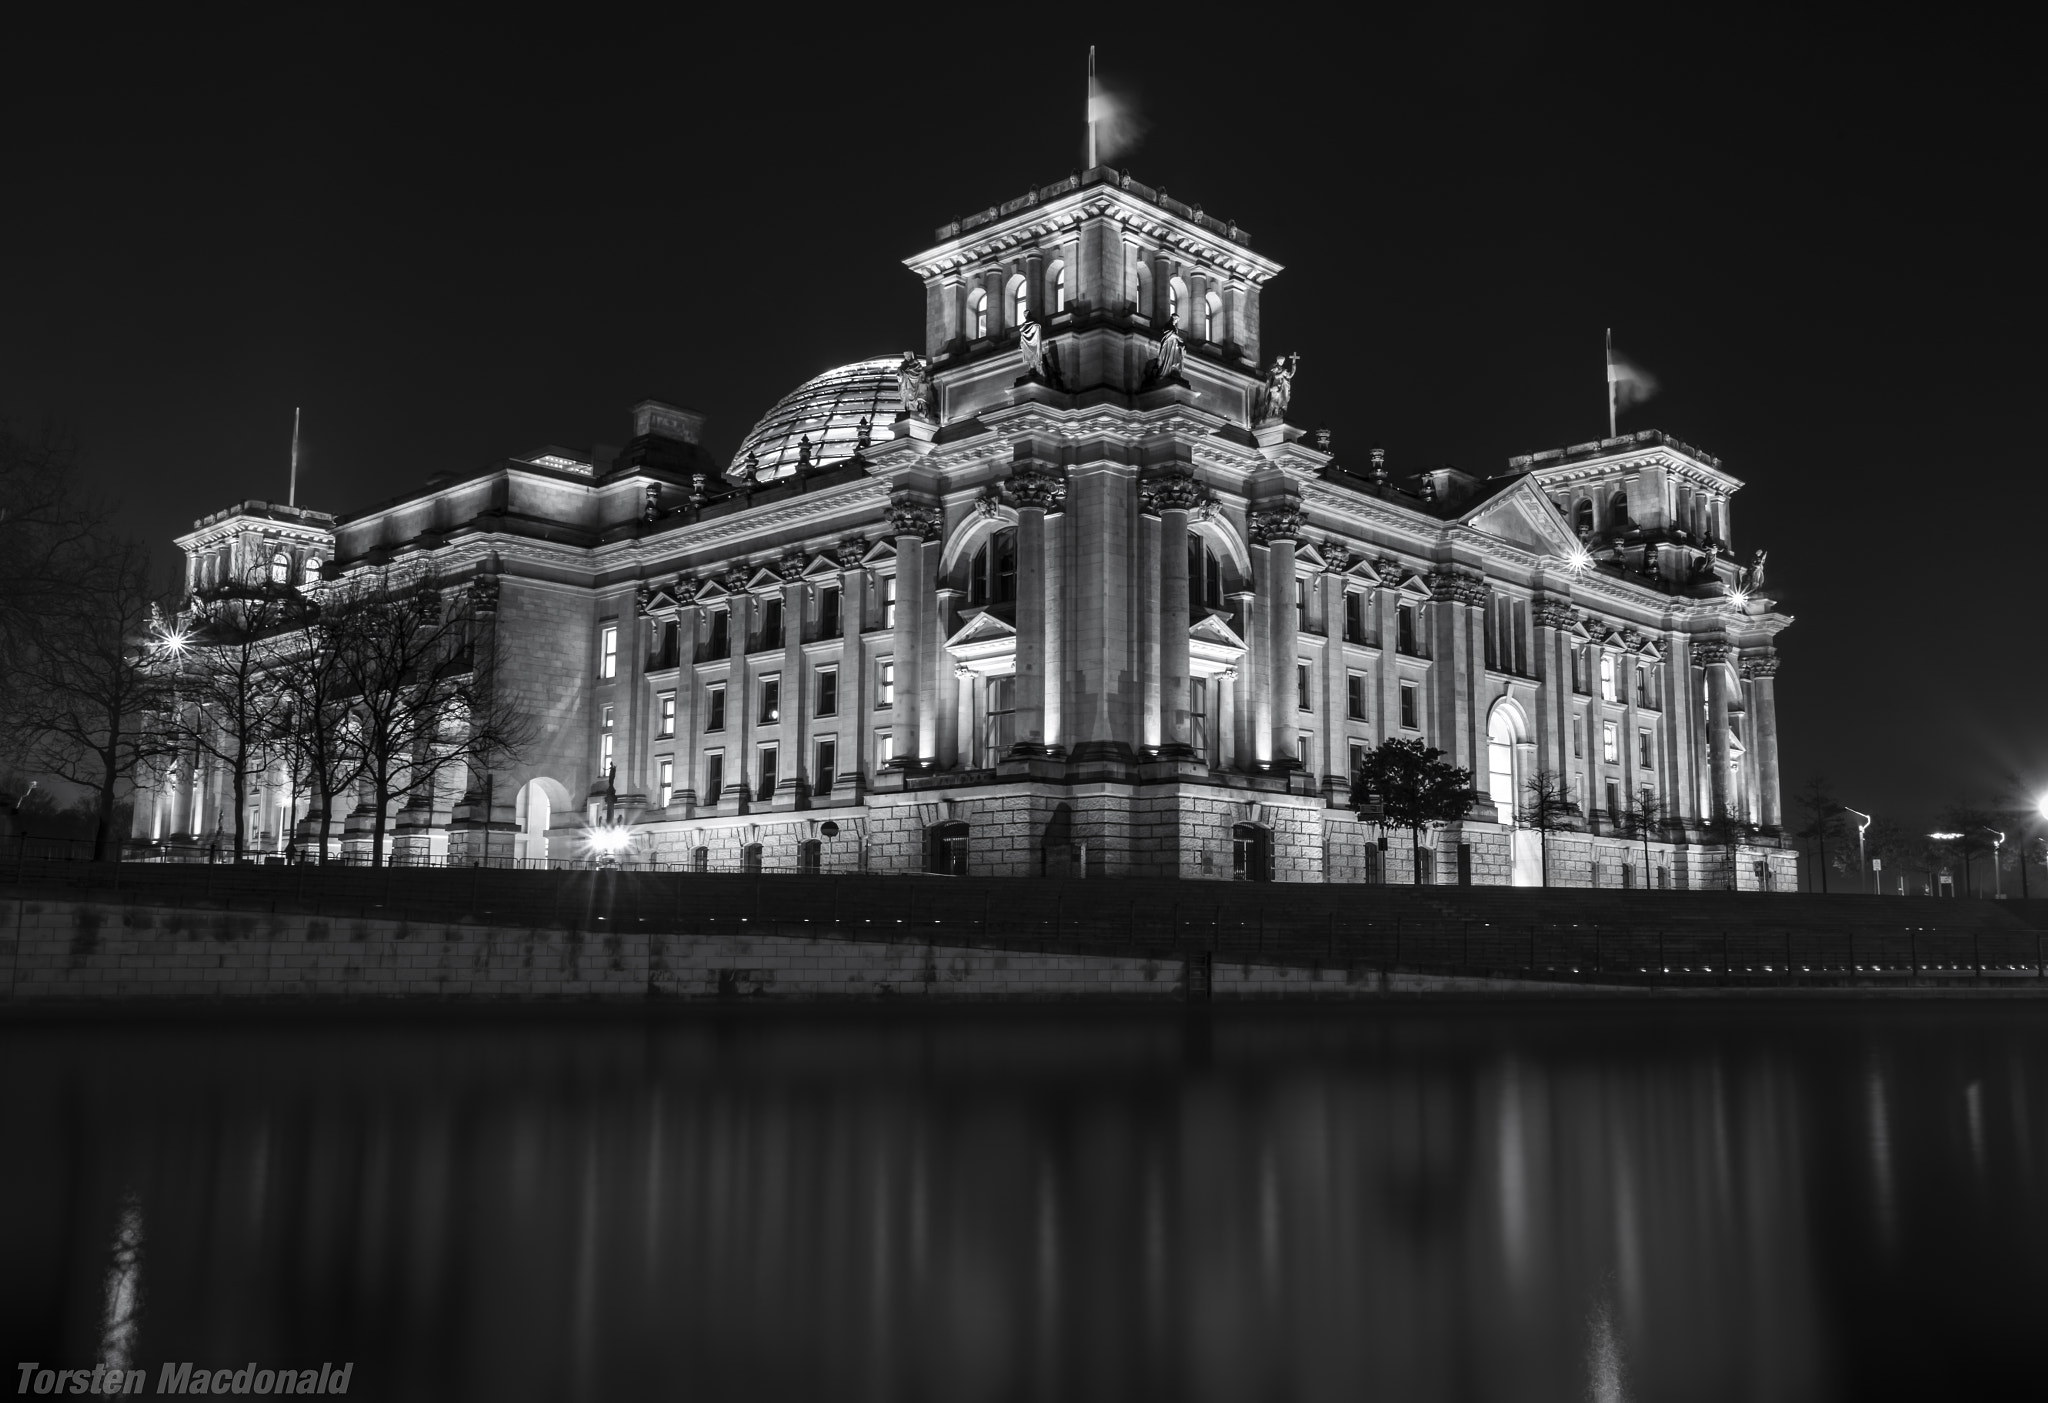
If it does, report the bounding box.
[138,165,1794,887]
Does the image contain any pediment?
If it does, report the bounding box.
[800,553,843,579]
[1293,540,1329,570]
[1461,477,1582,558]
[1395,572,1434,599]
[745,565,787,592]
[945,610,1017,649]
[860,539,897,566]
[692,578,731,602]
[1188,613,1247,650]
[1343,557,1384,586]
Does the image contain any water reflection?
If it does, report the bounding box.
[3,1005,2046,1401]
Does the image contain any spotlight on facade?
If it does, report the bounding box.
[2036,795,2048,822]
[1566,546,1592,574]
[1728,589,1751,609]
[586,826,631,866]
[155,628,189,656]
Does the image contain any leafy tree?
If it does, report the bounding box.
[1353,737,1473,885]
[1792,775,1844,893]
[11,535,175,860]
[1517,769,1580,887]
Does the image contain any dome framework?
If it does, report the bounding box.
[728,357,901,481]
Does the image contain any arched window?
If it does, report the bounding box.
[1009,276,1028,330]
[1168,280,1181,324]
[928,821,969,876]
[301,557,321,585]
[1574,499,1594,535]
[1609,490,1630,526]
[1203,292,1221,342]
[967,289,988,339]
[968,527,1017,606]
[1189,538,1226,612]
[269,551,290,585]
[798,840,821,875]
[691,846,709,873]
[1049,261,1067,314]
[1231,823,1271,882]
[742,843,763,875]
[1487,707,1517,812]
[1133,262,1152,319]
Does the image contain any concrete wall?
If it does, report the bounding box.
[0,897,1573,1002]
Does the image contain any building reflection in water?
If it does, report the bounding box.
[6,1006,2048,1401]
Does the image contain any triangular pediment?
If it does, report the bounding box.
[1343,557,1383,586]
[1188,612,1247,650]
[1293,540,1329,570]
[745,565,786,592]
[1461,477,1582,557]
[945,610,1017,649]
[692,578,730,602]
[1395,572,1434,599]
[800,553,842,579]
[860,539,897,566]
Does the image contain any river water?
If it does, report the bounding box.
[3,1001,2043,1402]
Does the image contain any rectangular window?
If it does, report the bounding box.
[1349,742,1366,778]
[760,596,784,650]
[816,738,836,795]
[876,730,894,771]
[599,704,615,775]
[985,675,1016,762]
[655,619,679,669]
[1397,602,1418,655]
[756,744,777,800]
[1638,729,1654,769]
[1400,681,1419,730]
[1600,653,1618,703]
[877,659,895,708]
[883,576,896,628]
[705,750,724,803]
[1636,666,1648,707]
[707,608,730,659]
[1572,716,1584,759]
[1296,733,1312,767]
[657,692,676,738]
[1602,719,1619,764]
[1605,778,1621,820]
[1343,590,1366,643]
[1347,671,1367,720]
[1572,645,1589,694]
[1295,576,1306,624]
[657,758,673,809]
[816,666,838,717]
[705,683,726,732]
[1190,677,1209,762]
[599,623,618,679]
[1297,662,1312,711]
[819,584,841,638]
[759,675,780,724]
[1512,599,1529,675]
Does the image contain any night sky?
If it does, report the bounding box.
[7,12,2038,826]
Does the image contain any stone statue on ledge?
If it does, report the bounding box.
[1018,320,1064,387]
[1255,352,1301,423]
[1743,548,1769,590]
[896,352,934,420]
[1141,316,1186,388]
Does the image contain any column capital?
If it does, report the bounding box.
[1425,569,1489,605]
[885,493,942,540]
[1692,637,1733,666]
[1007,465,1067,511]
[1532,595,1576,629]
[1740,650,1780,678]
[1247,505,1305,544]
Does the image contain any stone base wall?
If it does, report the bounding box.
[2,896,1594,1002]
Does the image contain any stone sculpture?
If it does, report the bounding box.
[896,352,934,420]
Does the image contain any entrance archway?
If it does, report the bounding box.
[513,778,572,866]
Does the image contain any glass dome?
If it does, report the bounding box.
[729,357,902,481]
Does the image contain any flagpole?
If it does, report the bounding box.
[1087,47,1098,170]
[1605,328,1616,439]
[289,406,301,507]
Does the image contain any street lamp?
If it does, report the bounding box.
[1841,807,1871,893]
[1989,828,2007,898]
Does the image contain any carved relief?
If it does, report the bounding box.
[1692,639,1732,665]
[775,553,806,583]
[1247,505,1305,544]
[1150,471,1209,514]
[886,494,942,540]
[974,483,1005,519]
[1532,597,1576,630]
[723,565,751,593]
[468,574,500,616]
[1426,570,1489,605]
[1740,651,1780,678]
[835,537,868,570]
[1007,466,1067,511]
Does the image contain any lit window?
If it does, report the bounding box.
[1168,282,1180,323]
[1011,278,1028,330]
[876,731,894,770]
[883,576,896,628]
[1599,653,1617,702]
[1602,720,1619,764]
[1051,262,1067,314]
[877,660,894,708]
[657,759,673,808]
[705,683,726,732]
[1203,292,1220,342]
[1400,681,1419,730]
[760,675,780,724]
[1297,733,1312,767]
[658,692,676,738]
[600,704,615,774]
[599,624,618,679]
[968,289,988,339]
[301,558,321,585]
[269,551,290,585]
[817,667,838,717]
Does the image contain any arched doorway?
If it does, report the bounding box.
[1486,701,1543,887]
[928,821,968,876]
[1231,823,1271,882]
[513,778,571,866]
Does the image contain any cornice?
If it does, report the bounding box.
[905,187,1283,284]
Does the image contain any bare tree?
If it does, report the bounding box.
[1792,776,1844,893]
[0,420,110,749]
[1621,784,1666,887]
[332,576,531,867]
[268,600,365,865]
[1864,815,1917,895]
[1938,805,2000,896]
[175,576,307,860]
[11,535,175,861]
[1517,769,1581,887]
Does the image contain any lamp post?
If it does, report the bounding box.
[1989,827,2007,899]
[1841,807,1871,893]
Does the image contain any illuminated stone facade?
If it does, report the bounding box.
[137,168,1793,887]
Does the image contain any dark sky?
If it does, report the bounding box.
[6,10,2040,827]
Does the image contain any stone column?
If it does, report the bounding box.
[888,494,937,770]
[776,567,805,804]
[1008,467,1063,754]
[1532,597,1575,787]
[726,579,755,808]
[1251,505,1303,771]
[935,586,963,768]
[838,540,869,797]
[1426,570,1487,783]
[1698,640,1734,820]
[1745,651,1782,829]
[1155,475,1202,757]
[675,591,702,809]
[1138,502,1161,752]
[1230,587,1258,771]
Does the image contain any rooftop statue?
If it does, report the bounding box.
[1256,352,1301,423]
[1743,548,1769,590]
[1141,316,1186,388]
[897,352,934,420]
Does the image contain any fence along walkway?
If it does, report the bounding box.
[7,859,2048,989]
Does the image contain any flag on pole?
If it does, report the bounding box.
[1604,330,1659,438]
[1087,47,1099,169]
[289,406,301,507]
